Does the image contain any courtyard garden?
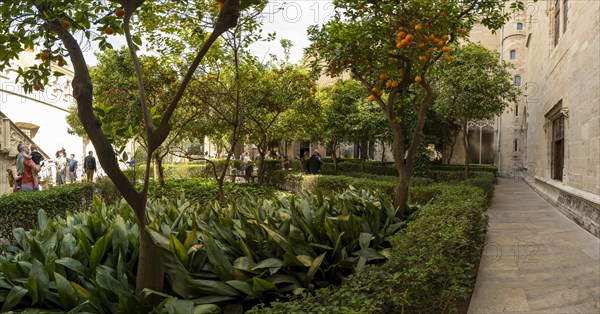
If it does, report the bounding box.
[0,0,527,312]
[0,160,495,313]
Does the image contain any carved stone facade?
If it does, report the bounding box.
[465,0,599,236]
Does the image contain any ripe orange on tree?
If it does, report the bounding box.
[60,20,70,29]
[379,72,389,80]
[368,95,376,102]
[415,75,422,83]
[104,26,114,35]
[115,8,125,17]
[391,81,399,88]
[40,51,50,61]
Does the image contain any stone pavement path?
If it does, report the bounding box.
[468,178,600,313]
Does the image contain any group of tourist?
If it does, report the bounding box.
[11,144,98,192]
[52,149,97,185]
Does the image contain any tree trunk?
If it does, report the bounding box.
[446,139,456,165]
[133,204,164,304]
[380,140,386,163]
[217,153,234,204]
[332,143,338,171]
[462,120,470,179]
[395,172,410,219]
[390,125,407,219]
[360,141,368,172]
[257,148,266,185]
[155,153,165,186]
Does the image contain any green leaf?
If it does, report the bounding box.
[95,265,125,296]
[38,209,48,232]
[295,255,313,267]
[59,233,77,258]
[30,259,49,304]
[204,237,233,281]
[305,253,325,286]
[251,258,285,273]
[169,234,189,267]
[192,295,238,304]
[359,232,371,250]
[353,248,385,261]
[56,257,86,275]
[233,257,256,272]
[2,285,28,312]
[89,229,113,270]
[165,299,194,314]
[112,215,129,256]
[67,300,92,314]
[252,277,277,294]
[193,304,221,314]
[55,272,79,309]
[225,280,255,297]
[132,35,142,46]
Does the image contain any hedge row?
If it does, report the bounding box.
[147,178,283,204]
[295,171,494,201]
[0,184,94,241]
[430,164,498,177]
[252,183,488,313]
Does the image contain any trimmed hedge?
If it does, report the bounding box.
[322,161,398,176]
[295,171,493,202]
[251,184,488,313]
[0,184,94,241]
[428,171,495,202]
[147,178,283,204]
[298,175,398,196]
[430,164,498,177]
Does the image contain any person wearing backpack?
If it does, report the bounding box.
[83,151,97,183]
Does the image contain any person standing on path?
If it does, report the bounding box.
[55,151,67,185]
[308,150,323,174]
[68,154,78,183]
[84,151,96,183]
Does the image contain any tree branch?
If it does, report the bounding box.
[123,13,156,137]
[152,0,240,151]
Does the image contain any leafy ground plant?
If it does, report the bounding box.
[0,189,401,312]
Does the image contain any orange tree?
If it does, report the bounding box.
[0,0,251,300]
[307,0,526,218]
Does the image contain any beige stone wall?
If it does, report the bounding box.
[524,0,600,195]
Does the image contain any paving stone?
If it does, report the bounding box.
[468,178,600,313]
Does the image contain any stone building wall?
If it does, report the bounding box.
[522,0,600,236]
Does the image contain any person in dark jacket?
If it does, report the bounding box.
[308,150,323,174]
